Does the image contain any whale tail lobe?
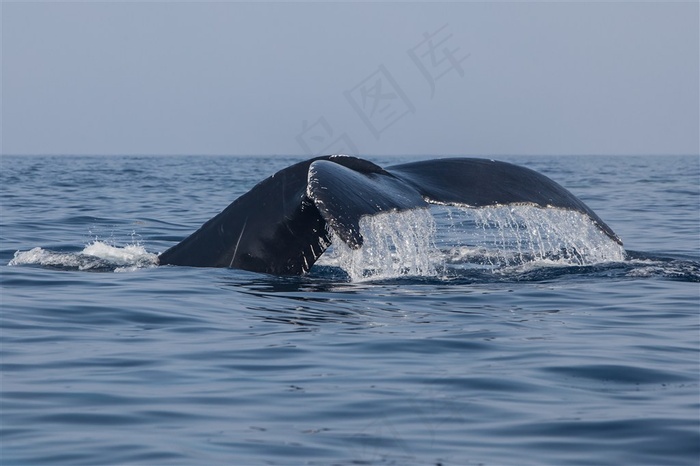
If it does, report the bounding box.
[158,156,621,275]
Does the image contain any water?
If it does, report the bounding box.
[2,155,699,465]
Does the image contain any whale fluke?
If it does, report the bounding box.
[387,158,620,245]
[158,156,621,275]
[308,159,427,249]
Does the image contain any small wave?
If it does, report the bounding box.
[622,254,700,282]
[9,241,159,272]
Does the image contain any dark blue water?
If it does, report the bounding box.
[2,155,699,465]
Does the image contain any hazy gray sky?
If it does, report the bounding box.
[2,1,698,156]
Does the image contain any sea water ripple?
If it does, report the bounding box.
[1,155,698,465]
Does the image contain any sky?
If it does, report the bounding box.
[2,1,698,157]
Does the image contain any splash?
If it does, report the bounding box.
[9,241,159,272]
[317,209,441,281]
[318,205,626,281]
[441,205,626,269]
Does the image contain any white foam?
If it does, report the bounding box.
[9,241,159,271]
[9,247,72,267]
[81,242,155,266]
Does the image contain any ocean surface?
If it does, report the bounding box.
[2,154,699,465]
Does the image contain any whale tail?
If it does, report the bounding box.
[158,156,621,275]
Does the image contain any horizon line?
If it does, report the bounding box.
[2,153,698,158]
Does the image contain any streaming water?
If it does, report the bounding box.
[318,208,440,281]
[314,204,627,282]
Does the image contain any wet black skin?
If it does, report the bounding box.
[158,156,621,275]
